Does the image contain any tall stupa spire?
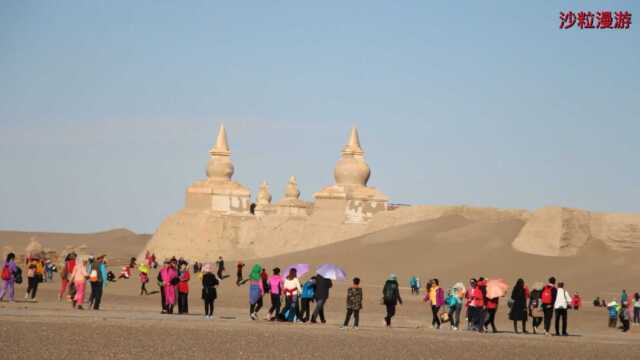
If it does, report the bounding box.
[342,127,364,156]
[206,124,234,180]
[209,124,231,156]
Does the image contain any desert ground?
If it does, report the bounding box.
[2,217,640,359]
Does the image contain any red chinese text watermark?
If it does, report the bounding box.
[559,11,632,29]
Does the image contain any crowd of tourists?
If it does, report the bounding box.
[1,252,639,335]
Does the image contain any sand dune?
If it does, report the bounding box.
[0,228,150,263]
[2,213,638,301]
[258,215,640,300]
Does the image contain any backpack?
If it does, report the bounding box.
[608,306,618,318]
[301,282,315,300]
[14,267,23,284]
[383,281,398,303]
[1,265,10,281]
[541,286,553,305]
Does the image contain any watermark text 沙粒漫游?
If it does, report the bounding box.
[559,11,632,30]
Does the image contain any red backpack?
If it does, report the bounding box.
[541,285,553,305]
[1,265,11,281]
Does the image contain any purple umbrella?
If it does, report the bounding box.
[284,263,310,277]
[316,264,346,281]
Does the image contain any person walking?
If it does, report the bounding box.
[158,260,168,313]
[633,292,640,324]
[300,276,316,322]
[553,282,571,336]
[88,255,108,310]
[620,300,631,332]
[70,257,89,309]
[25,256,44,301]
[311,274,333,324]
[267,267,283,321]
[382,274,402,327]
[409,276,418,295]
[58,252,76,301]
[446,286,464,330]
[216,256,225,279]
[248,264,264,320]
[160,259,179,314]
[541,277,558,336]
[467,279,485,332]
[236,262,245,286]
[282,268,303,322]
[0,253,18,302]
[529,286,544,334]
[509,278,528,334]
[607,301,619,328]
[426,279,445,329]
[484,297,499,333]
[201,264,219,319]
[138,264,149,296]
[177,263,190,314]
[341,277,363,329]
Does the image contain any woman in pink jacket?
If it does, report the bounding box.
[70,257,89,310]
[160,260,179,314]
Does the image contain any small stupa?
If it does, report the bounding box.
[254,181,274,217]
[314,127,388,223]
[185,124,251,214]
[275,176,310,216]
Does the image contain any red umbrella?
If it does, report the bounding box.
[486,278,509,299]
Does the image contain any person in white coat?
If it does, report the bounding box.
[553,282,572,336]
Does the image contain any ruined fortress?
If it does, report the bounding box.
[143,125,640,260]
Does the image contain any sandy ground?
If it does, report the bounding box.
[2,274,639,360]
[2,218,640,359]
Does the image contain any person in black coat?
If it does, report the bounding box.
[311,274,332,323]
[202,265,219,319]
[383,274,403,327]
[509,278,529,333]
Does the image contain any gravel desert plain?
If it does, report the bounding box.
[2,217,640,360]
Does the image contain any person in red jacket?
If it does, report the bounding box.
[467,278,485,332]
[59,252,77,301]
[571,293,582,310]
[485,297,499,333]
[177,263,190,314]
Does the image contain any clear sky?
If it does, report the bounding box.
[1,1,638,234]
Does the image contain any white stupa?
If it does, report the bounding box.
[314,127,389,223]
[185,124,251,214]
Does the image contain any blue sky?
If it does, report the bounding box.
[1,1,638,233]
